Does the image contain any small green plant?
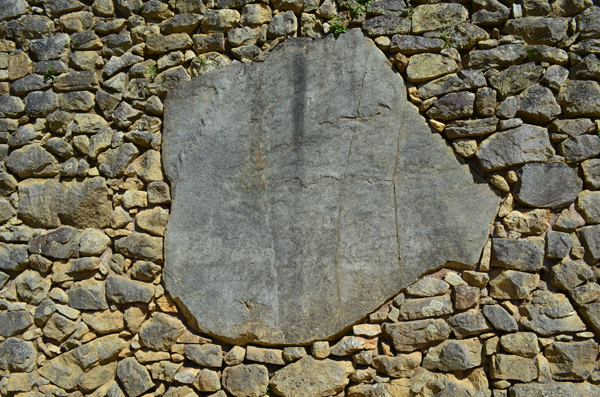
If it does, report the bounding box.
[526,48,538,58]
[401,0,413,19]
[147,65,158,82]
[348,0,374,19]
[329,17,347,35]
[596,127,600,136]
[440,32,456,49]
[196,55,206,66]
[266,386,277,397]
[43,63,55,81]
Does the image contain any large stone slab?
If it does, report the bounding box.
[162,29,499,345]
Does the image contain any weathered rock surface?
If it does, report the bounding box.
[510,382,600,397]
[270,356,354,397]
[515,163,582,208]
[383,319,451,352]
[163,29,498,345]
[17,177,112,229]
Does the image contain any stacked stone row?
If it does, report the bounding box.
[0,0,600,396]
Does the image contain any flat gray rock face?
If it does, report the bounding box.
[162,29,499,345]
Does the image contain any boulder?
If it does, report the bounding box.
[162,29,497,345]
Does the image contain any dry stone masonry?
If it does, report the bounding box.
[0,0,599,396]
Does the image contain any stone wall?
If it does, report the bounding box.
[0,0,599,396]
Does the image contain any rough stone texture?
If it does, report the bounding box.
[117,357,154,397]
[163,29,498,345]
[521,290,587,335]
[423,338,482,371]
[491,238,544,271]
[383,319,451,352]
[17,177,112,229]
[545,340,598,380]
[476,125,554,171]
[482,305,518,332]
[222,364,268,397]
[515,163,582,208]
[270,356,354,397]
[510,382,600,397]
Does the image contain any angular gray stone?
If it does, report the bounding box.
[448,309,492,338]
[115,232,163,262]
[557,80,600,117]
[117,357,154,397]
[521,290,587,335]
[15,269,50,305]
[503,17,569,44]
[545,340,598,380]
[400,297,450,320]
[383,319,451,352]
[551,260,593,291]
[222,364,268,397]
[68,279,108,310]
[515,163,582,208]
[426,91,475,121]
[0,0,28,21]
[0,243,28,271]
[138,313,186,351]
[488,63,543,99]
[510,382,600,397]
[546,231,574,259]
[185,344,222,367]
[491,238,544,271]
[466,44,527,69]
[489,270,539,299]
[472,0,510,25]
[559,135,600,163]
[29,227,80,260]
[482,305,518,332]
[579,224,600,264]
[500,332,539,357]
[516,84,561,124]
[476,125,554,171]
[0,311,33,337]
[389,35,443,54]
[405,277,449,297]
[105,275,155,305]
[0,337,37,372]
[163,30,498,345]
[423,338,482,371]
[582,158,600,189]
[30,34,70,61]
[362,15,411,37]
[418,70,486,100]
[444,118,498,139]
[270,356,354,397]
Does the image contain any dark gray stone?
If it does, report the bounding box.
[43,0,84,18]
[472,0,510,25]
[418,70,486,100]
[362,15,410,36]
[466,44,527,69]
[521,290,586,335]
[0,96,25,118]
[29,227,80,260]
[558,80,600,118]
[25,91,59,118]
[138,313,185,351]
[5,15,56,40]
[482,305,518,332]
[546,231,574,259]
[0,0,28,21]
[68,279,108,310]
[0,243,28,271]
[34,299,55,326]
[515,163,582,208]
[389,35,443,54]
[445,118,498,139]
[576,6,600,39]
[426,91,475,121]
[8,125,42,148]
[559,135,600,163]
[491,238,544,271]
[477,125,554,171]
[551,260,594,291]
[163,30,498,345]
[448,309,492,338]
[516,84,561,124]
[53,71,100,92]
[11,75,52,96]
[0,337,36,372]
[545,340,598,380]
[503,17,569,45]
[578,224,600,264]
[105,275,155,304]
[29,34,71,61]
[0,311,33,337]
[117,357,154,397]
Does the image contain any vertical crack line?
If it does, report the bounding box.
[393,102,407,272]
[333,136,354,316]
